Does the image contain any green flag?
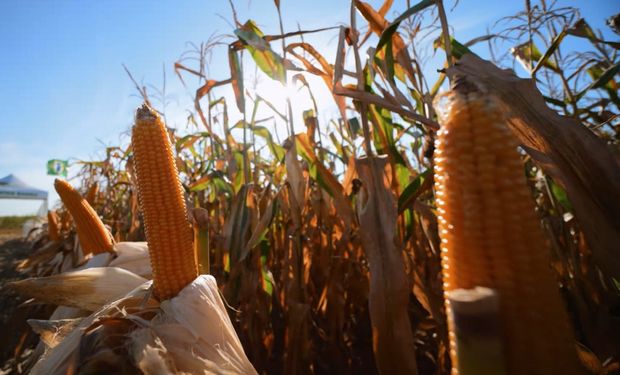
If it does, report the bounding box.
[47,159,68,177]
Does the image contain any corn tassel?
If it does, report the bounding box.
[131,104,197,301]
[434,89,581,374]
[54,179,114,255]
[47,210,60,242]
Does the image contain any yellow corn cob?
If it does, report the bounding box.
[47,210,60,242]
[131,104,197,301]
[54,179,114,255]
[434,89,581,375]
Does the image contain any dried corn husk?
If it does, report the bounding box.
[29,282,155,375]
[28,318,82,349]
[109,241,151,278]
[29,275,257,375]
[131,275,257,374]
[8,267,147,311]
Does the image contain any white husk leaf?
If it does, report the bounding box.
[130,275,257,375]
[109,241,152,278]
[30,276,257,375]
[30,282,155,375]
[9,267,147,311]
[80,252,115,269]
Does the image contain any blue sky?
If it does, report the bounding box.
[0,0,617,215]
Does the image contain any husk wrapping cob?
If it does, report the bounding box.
[434,87,582,374]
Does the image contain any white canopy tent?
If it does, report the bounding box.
[0,174,48,216]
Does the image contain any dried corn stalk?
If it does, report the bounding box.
[355,156,418,375]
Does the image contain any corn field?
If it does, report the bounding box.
[2,1,619,374]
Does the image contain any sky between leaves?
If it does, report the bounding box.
[0,0,617,215]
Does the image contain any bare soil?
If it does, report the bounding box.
[0,229,36,369]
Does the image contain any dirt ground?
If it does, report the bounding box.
[0,229,36,369]
[0,229,30,320]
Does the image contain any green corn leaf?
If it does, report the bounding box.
[228,46,246,112]
[234,20,286,83]
[376,0,434,52]
[398,169,430,213]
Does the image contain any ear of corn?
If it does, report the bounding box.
[54,179,114,255]
[47,210,60,242]
[434,89,581,374]
[131,104,198,301]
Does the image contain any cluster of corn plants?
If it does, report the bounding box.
[5,1,619,374]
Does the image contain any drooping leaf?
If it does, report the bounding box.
[254,126,285,161]
[567,18,620,49]
[234,20,286,83]
[532,28,567,75]
[243,195,279,260]
[228,46,245,112]
[376,0,434,52]
[287,42,349,123]
[576,61,620,104]
[296,133,354,228]
[434,36,475,60]
[511,41,560,73]
[356,0,417,86]
[398,169,430,213]
[189,175,212,192]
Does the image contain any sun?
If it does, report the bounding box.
[254,78,305,106]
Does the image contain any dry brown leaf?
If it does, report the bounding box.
[28,318,82,349]
[355,0,417,88]
[355,155,418,375]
